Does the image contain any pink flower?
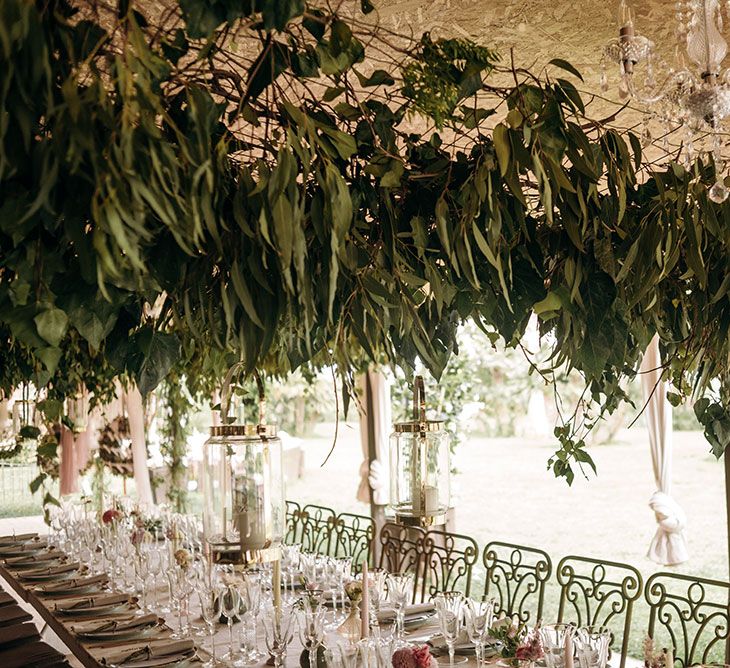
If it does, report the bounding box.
[392,649,417,668]
[412,646,435,668]
[515,631,544,662]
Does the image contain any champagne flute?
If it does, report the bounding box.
[222,583,242,663]
[199,585,223,668]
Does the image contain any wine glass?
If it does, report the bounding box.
[434,591,467,668]
[199,585,223,668]
[263,605,295,668]
[243,573,265,663]
[367,568,389,631]
[464,598,494,667]
[386,573,414,639]
[221,583,243,664]
[540,623,576,668]
[575,627,611,668]
[297,601,326,668]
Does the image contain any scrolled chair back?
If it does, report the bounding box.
[645,571,730,667]
[419,528,478,600]
[482,540,552,624]
[556,555,643,668]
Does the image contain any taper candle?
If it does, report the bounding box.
[361,561,369,639]
[273,558,282,619]
[564,630,574,668]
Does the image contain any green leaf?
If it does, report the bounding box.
[34,308,68,347]
[548,58,584,81]
[493,124,510,177]
[360,0,375,13]
[37,347,62,374]
[232,259,265,328]
[533,291,562,315]
[355,69,395,87]
[30,473,46,495]
[134,331,180,396]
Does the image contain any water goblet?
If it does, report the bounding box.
[385,573,413,639]
[434,591,467,667]
[575,627,611,668]
[540,623,576,668]
[263,605,295,668]
[464,598,494,667]
[297,602,327,668]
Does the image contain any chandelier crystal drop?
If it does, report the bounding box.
[602,0,730,201]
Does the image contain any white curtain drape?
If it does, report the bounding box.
[641,334,689,565]
[357,370,391,506]
[124,384,154,507]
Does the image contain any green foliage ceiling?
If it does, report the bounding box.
[2,0,730,481]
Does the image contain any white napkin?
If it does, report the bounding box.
[377,603,436,621]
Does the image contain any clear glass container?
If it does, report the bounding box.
[202,369,284,564]
[389,377,451,526]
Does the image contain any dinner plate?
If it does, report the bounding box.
[20,567,81,582]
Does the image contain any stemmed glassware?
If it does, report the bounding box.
[574,627,611,668]
[242,572,266,663]
[464,598,495,667]
[168,566,194,638]
[221,583,243,664]
[199,585,223,668]
[263,605,296,668]
[386,573,414,639]
[367,568,388,632]
[540,623,576,668]
[434,591,467,668]
[282,543,301,598]
[297,601,327,668]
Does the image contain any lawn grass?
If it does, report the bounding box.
[286,422,729,660]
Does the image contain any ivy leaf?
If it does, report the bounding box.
[548,58,584,82]
[34,308,68,346]
[37,347,62,374]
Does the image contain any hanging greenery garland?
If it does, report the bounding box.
[1,0,730,488]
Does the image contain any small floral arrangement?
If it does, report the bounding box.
[643,635,672,668]
[130,526,147,547]
[490,618,544,662]
[102,508,123,524]
[297,575,324,608]
[173,548,192,570]
[392,645,437,668]
[344,580,363,603]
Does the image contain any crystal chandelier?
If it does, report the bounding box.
[602,0,730,202]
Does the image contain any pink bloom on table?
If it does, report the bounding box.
[391,649,417,668]
[412,646,436,668]
[102,509,122,524]
[515,632,544,662]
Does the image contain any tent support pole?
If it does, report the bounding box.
[725,446,730,664]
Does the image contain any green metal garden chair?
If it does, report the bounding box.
[331,512,375,572]
[378,522,426,602]
[299,503,338,555]
[420,528,479,600]
[556,555,643,668]
[482,541,552,624]
[645,571,730,667]
[285,499,302,544]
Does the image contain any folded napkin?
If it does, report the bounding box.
[20,562,80,579]
[5,550,60,566]
[0,533,37,545]
[377,602,436,622]
[56,593,129,611]
[37,573,108,594]
[101,639,195,665]
[73,612,159,636]
[428,629,471,650]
